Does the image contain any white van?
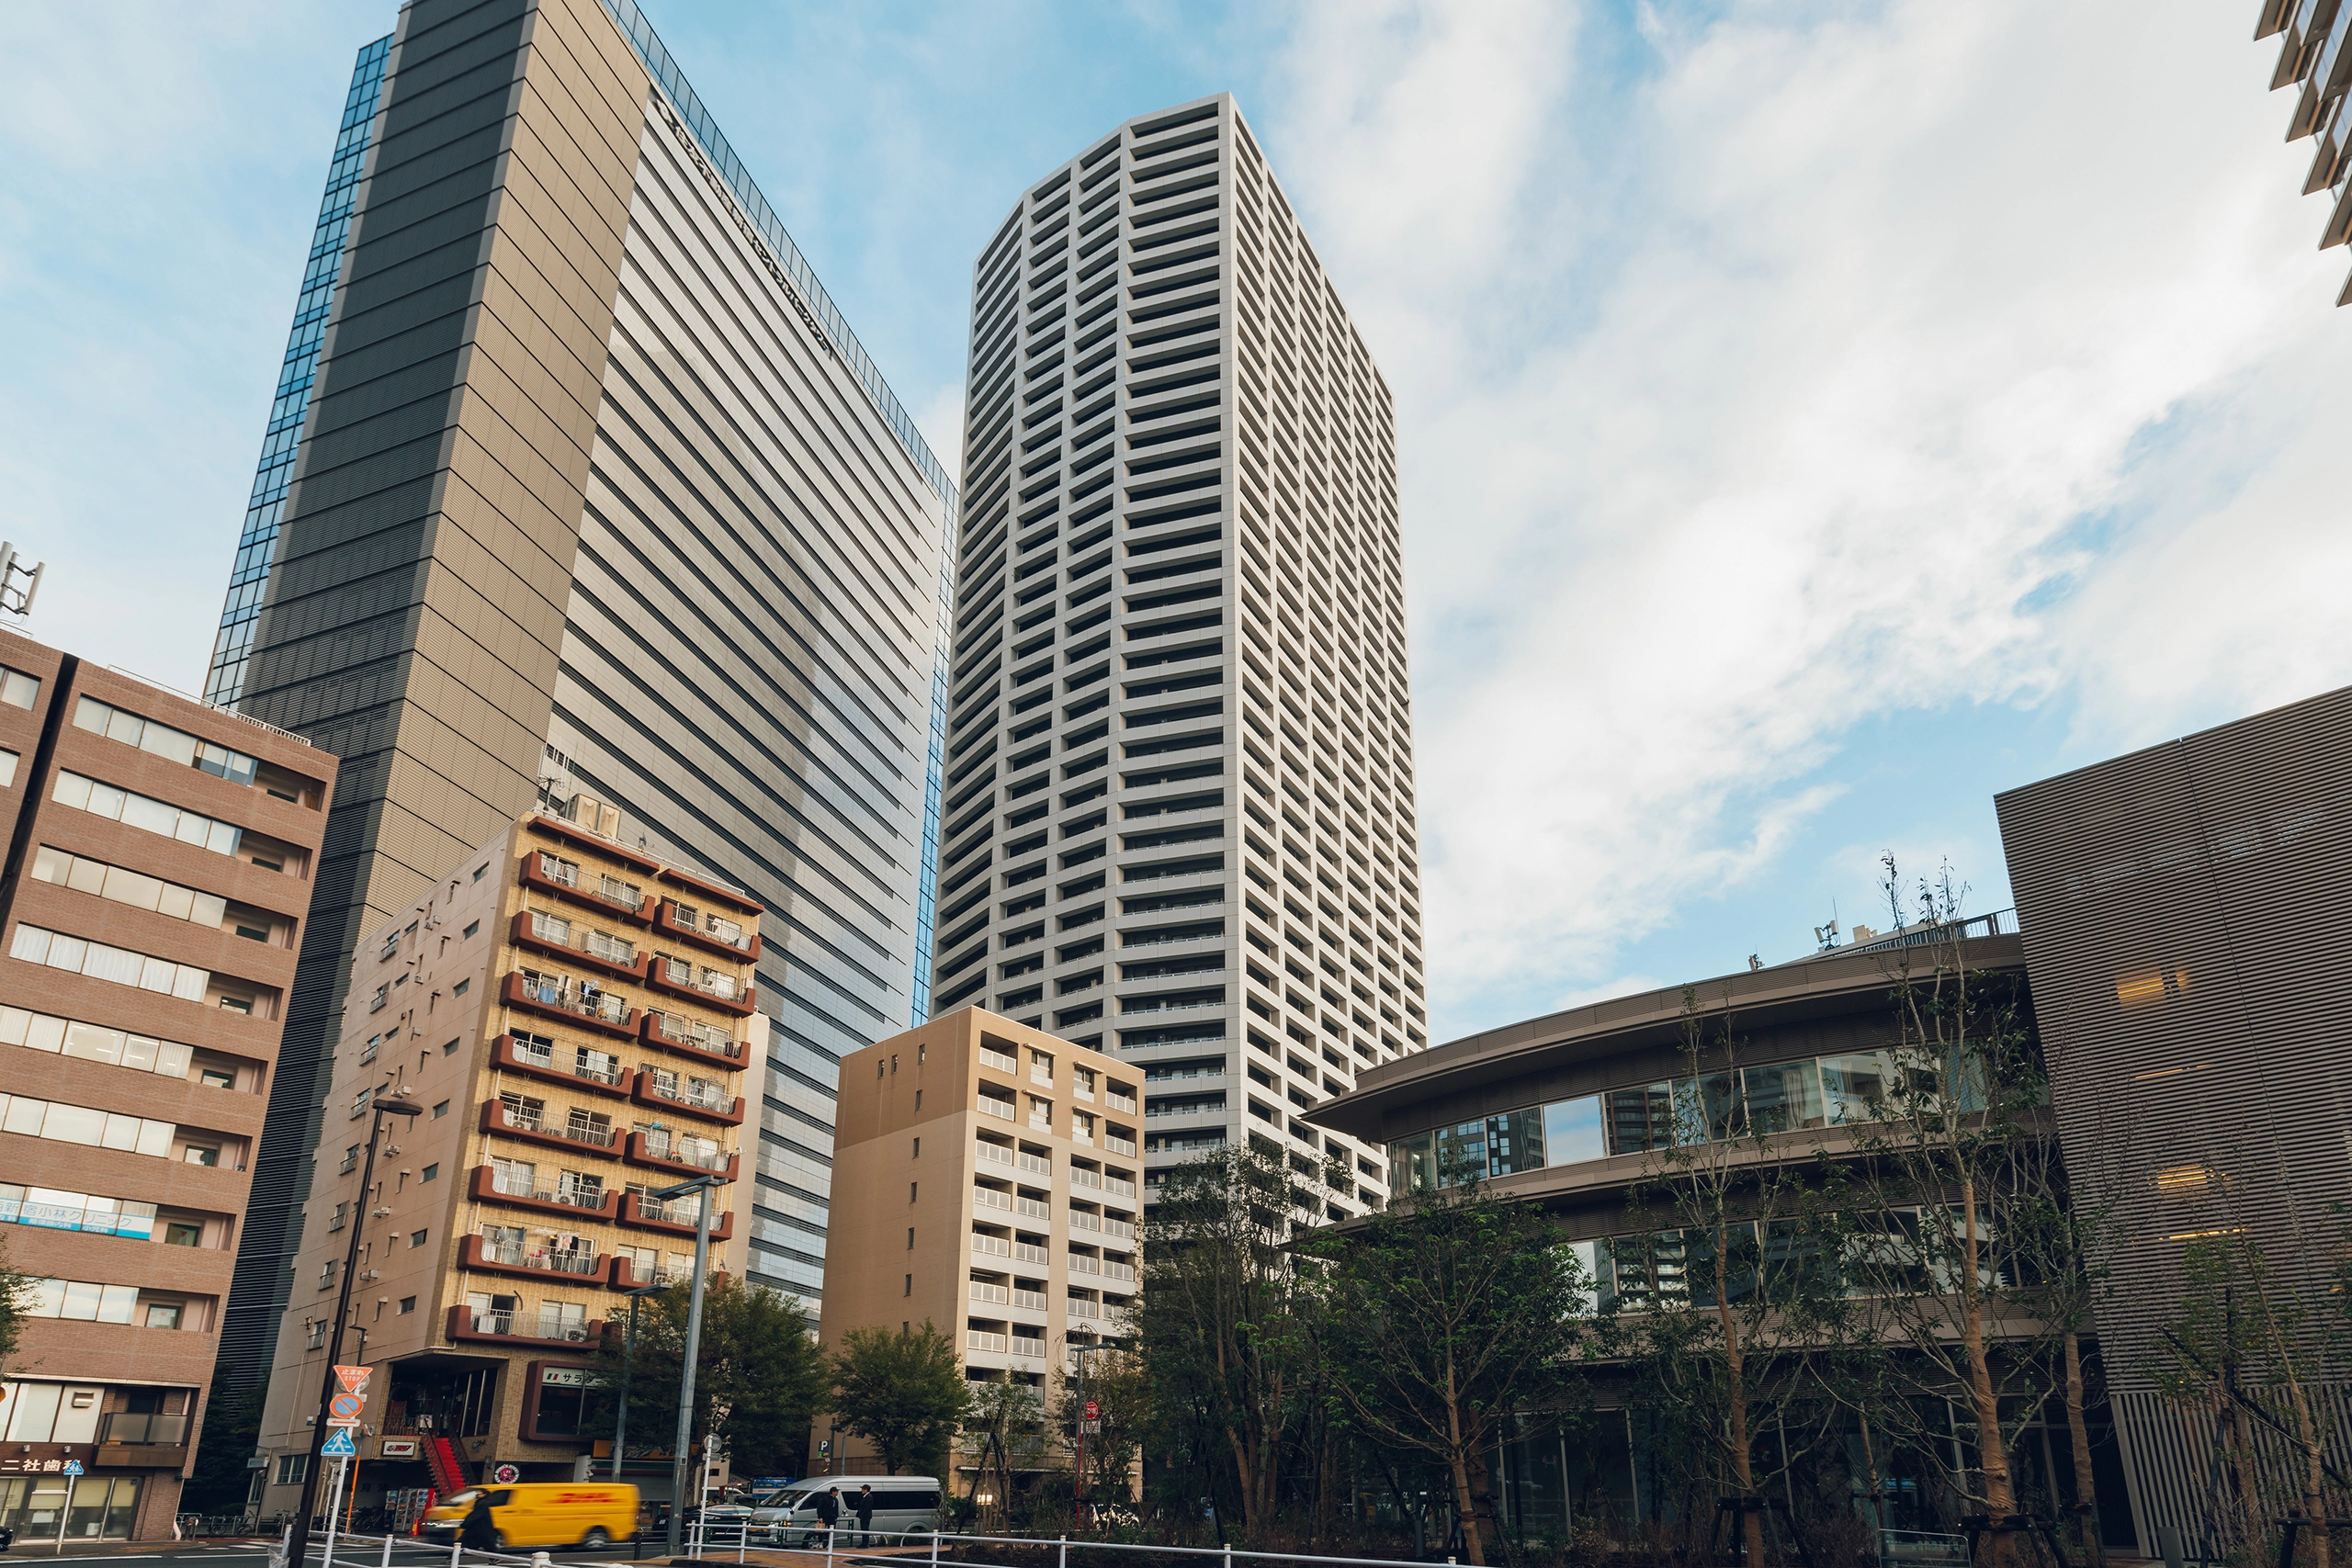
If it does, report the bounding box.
[751,1477,942,1545]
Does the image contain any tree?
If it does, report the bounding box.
[0,1238,29,1371]
[1827,860,2057,1568]
[1305,1172,1592,1566]
[828,1323,968,1478]
[962,1372,1043,1529]
[1133,1144,1322,1546]
[1051,1346,1149,1513]
[1610,988,1852,1567]
[590,1277,828,1479]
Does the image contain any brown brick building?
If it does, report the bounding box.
[252,801,757,1517]
[0,626,336,1540]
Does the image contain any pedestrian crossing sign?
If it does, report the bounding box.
[320,1428,356,1458]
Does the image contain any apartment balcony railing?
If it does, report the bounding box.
[616,1191,735,1241]
[501,971,637,1039]
[447,1303,604,1346]
[656,898,763,960]
[1122,996,1226,1015]
[645,955,756,1018]
[98,1412,187,1446]
[1014,1194,1050,1222]
[520,849,653,926]
[970,1281,1010,1305]
[1010,1337,1046,1359]
[1104,1176,1136,1199]
[1103,1132,1136,1156]
[973,1188,1012,1214]
[1102,1259,1136,1282]
[967,1331,1008,1354]
[1145,1099,1225,1120]
[979,1047,1019,1075]
[622,1131,740,1180]
[978,1096,1015,1122]
[469,1164,609,1218]
[976,1141,1014,1168]
[1012,1288,1048,1312]
[458,1233,602,1282]
[1069,1168,1102,1190]
[972,1232,1010,1258]
[492,1032,628,1097]
[479,1101,619,1158]
[513,910,648,983]
[631,1070,743,1126]
[1013,1240,1050,1266]
[640,1009,747,1067]
[1068,1298,1099,1321]
[1069,1254,1100,1276]
[1103,1216,1135,1240]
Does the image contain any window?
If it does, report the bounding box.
[0,1091,176,1157]
[0,750,16,789]
[51,772,243,858]
[398,1296,416,1314]
[199,1066,234,1089]
[452,978,469,998]
[0,1184,161,1239]
[144,1302,183,1330]
[304,1319,327,1350]
[277,1454,309,1486]
[463,920,480,939]
[164,1222,202,1247]
[369,984,388,1013]
[472,863,487,883]
[442,1037,460,1055]
[0,669,40,709]
[23,1279,139,1323]
[7,925,210,1003]
[432,1100,449,1119]
[421,1163,438,1182]
[73,696,257,784]
[0,1006,197,1078]
[351,1087,374,1120]
[410,1229,428,1247]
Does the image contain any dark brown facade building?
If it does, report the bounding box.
[1996,685,2352,1556]
[0,626,335,1540]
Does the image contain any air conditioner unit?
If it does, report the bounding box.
[359,1270,380,1282]
[371,1206,392,1218]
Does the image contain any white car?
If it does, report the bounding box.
[749,1478,942,1546]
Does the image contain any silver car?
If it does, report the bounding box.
[750,1478,941,1546]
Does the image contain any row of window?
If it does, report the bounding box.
[0,1185,201,1246]
[10,924,215,1007]
[0,1005,225,1083]
[19,1279,194,1330]
[31,845,281,942]
[72,696,266,790]
[1387,1048,1981,1191]
[0,1093,178,1158]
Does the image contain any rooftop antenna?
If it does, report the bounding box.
[0,543,45,618]
[1813,900,1841,953]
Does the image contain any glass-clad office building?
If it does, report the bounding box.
[209,0,952,1376]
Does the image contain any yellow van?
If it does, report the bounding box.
[420,1483,639,1550]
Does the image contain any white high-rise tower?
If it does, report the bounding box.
[931,94,1426,1219]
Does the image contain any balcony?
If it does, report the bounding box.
[501,971,637,1039]
[631,1070,744,1127]
[519,849,653,926]
[967,1330,1008,1354]
[1104,1129,1136,1156]
[1104,1090,1137,1113]
[446,1303,605,1347]
[608,1257,676,1291]
[457,1232,605,1285]
[479,1101,621,1161]
[644,955,757,1019]
[656,898,763,961]
[490,1033,629,1099]
[978,1095,1015,1122]
[511,910,648,983]
[99,1412,187,1446]
[469,1163,610,1219]
[622,1131,740,1181]
[618,1191,737,1240]
[639,1010,747,1069]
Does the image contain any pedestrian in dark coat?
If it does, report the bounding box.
[461,1494,498,1551]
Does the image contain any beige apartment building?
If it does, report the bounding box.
[0,627,335,1540]
[820,1010,1139,1470]
[253,800,757,1516]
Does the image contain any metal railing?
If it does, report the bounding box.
[476,1239,601,1275]
[489,1173,608,1210]
[641,1140,731,1172]
[656,1011,743,1057]
[644,1079,738,1115]
[99,1410,187,1444]
[469,1311,596,1343]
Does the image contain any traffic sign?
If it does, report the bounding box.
[328,1390,366,1427]
[1083,1400,1099,1420]
[320,1429,356,1459]
[61,1460,82,1476]
[334,1365,372,1395]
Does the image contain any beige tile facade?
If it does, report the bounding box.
[254,802,758,1514]
[820,1009,1138,1470]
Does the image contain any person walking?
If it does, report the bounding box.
[854,1484,875,1545]
[461,1493,498,1554]
[813,1486,840,1549]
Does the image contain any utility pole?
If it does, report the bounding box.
[288,1096,422,1568]
[656,1172,725,1556]
[612,1282,667,1482]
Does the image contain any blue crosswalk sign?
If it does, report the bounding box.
[61,1461,82,1476]
[320,1429,356,1458]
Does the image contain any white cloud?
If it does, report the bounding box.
[1263,0,2352,1036]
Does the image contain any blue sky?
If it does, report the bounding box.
[6,1,2349,1044]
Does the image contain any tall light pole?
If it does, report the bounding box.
[654,1172,724,1556]
[288,1096,422,1568]
[1069,1343,1107,1532]
[611,1282,667,1482]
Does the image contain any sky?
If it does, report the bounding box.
[4,0,2348,1046]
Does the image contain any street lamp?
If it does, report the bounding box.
[610,1282,668,1482]
[653,1171,725,1556]
[1069,1342,1109,1532]
[288,1095,423,1568]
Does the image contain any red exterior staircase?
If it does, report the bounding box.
[425,1435,469,1495]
